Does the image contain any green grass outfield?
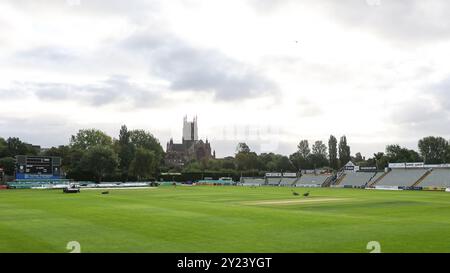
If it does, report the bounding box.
[1,186,450,253]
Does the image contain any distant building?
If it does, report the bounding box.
[165,116,215,168]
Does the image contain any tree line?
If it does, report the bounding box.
[168,136,450,178]
[0,126,164,182]
[2,128,450,182]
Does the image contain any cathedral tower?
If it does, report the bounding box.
[183,116,198,142]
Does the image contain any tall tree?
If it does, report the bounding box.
[297,140,311,158]
[221,157,236,170]
[289,152,310,170]
[354,152,364,163]
[338,136,351,167]
[0,157,15,176]
[236,142,251,154]
[4,137,38,157]
[129,148,157,181]
[328,135,338,170]
[275,155,295,172]
[80,145,118,182]
[235,144,258,171]
[418,136,448,164]
[386,144,422,163]
[312,141,327,157]
[310,141,329,169]
[118,125,135,179]
[129,130,164,161]
[257,153,276,171]
[0,137,7,158]
[70,129,113,150]
[372,152,389,170]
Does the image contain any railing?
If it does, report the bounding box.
[411,168,433,187]
[368,170,391,187]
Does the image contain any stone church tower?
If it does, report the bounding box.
[165,116,215,168]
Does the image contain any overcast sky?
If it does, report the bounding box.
[1,0,450,158]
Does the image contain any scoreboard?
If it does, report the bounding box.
[15,156,62,180]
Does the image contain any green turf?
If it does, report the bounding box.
[1,186,450,253]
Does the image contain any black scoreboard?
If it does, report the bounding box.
[15,156,62,180]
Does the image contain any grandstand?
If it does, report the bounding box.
[374,169,429,188]
[266,177,281,186]
[296,174,330,187]
[241,177,265,186]
[279,177,299,186]
[338,172,384,188]
[417,169,450,188]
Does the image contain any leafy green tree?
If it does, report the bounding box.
[266,161,278,171]
[289,152,311,170]
[289,140,313,170]
[129,130,163,153]
[418,136,448,164]
[276,156,295,172]
[118,125,135,179]
[80,145,118,182]
[354,152,364,163]
[64,148,86,180]
[129,129,164,164]
[372,152,389,170]
[235,143,258,171]
[0,138,8,158]
[307,153,328,169]
[4,137,38,156]
[447,145,450,163]
[43,145,71,172]
[328,135,338,170]
[386,144,422,163]
[235,152,259,171]
[129,148,157,181]
[0,157,15,175]
[236,143,251,154]
[338,136,351,167]
[312,141,327,157]
[205,158,223,171]
[70,129,113,150]
[183,161,203,172]
[44,145,70,158]
[221,157,236,170]
[257,153,276,171]
[311,140,328,168]
[297,140,311,158]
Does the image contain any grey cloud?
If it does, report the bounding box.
[246,0,287,14]
[389,94,450,137]
[4,0,157,19]
[15,46,77,64]
[387,75,450,137]
[0,76,162,109]
[248,0,450,44]
[122,31,278,101]
[297,98,322,118]
[320,0,450,44]
[431,76,450,109]
[0,116,77,147]
[0,116,148,149]
[392,100,442,124]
